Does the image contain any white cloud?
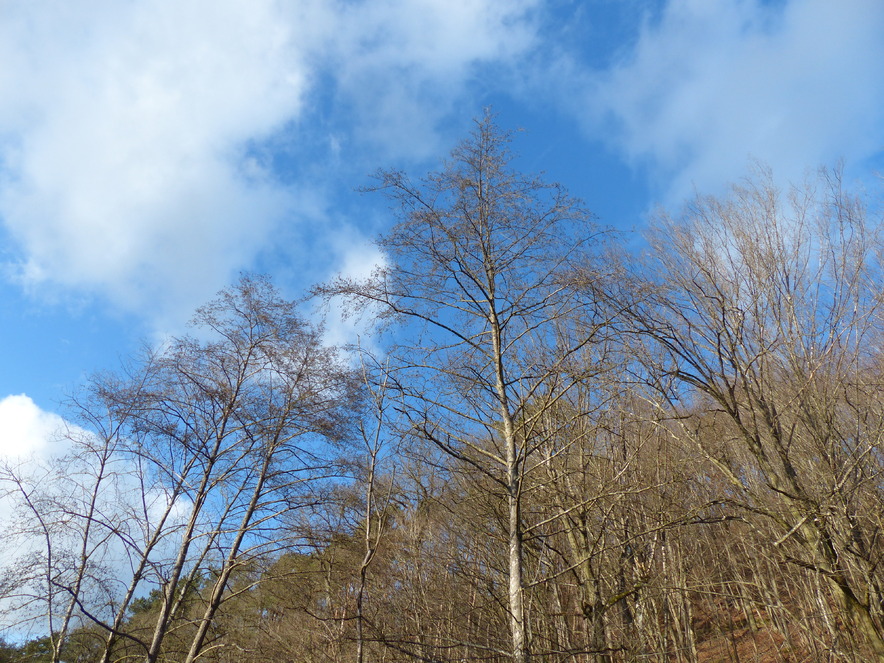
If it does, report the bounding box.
[0,0,541,318]
[0,394,70,634]
[0,394,66,460]
[0,0,307,314]
[584,0,884,202]
[0,394,72,556]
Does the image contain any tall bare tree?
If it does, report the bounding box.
[321,111,612,663]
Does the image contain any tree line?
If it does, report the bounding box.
[2,113,884,662]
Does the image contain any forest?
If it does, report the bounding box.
[2,114,884,662]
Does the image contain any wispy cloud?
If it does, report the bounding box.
[316,0,539,160]
[581,0,884,202]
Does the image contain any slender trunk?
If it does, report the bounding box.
[490,306,529,663]
[355,445,379,663]
[507,478,527,663]
[145,469,214,663]
[356,563,367,663]
[183,449,274,663]
[100,485,180,663]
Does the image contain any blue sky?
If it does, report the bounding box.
[1,0,883,456]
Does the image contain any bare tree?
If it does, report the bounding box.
[4,276,359,663]
[127,276,357,663]
[321,111,612,663]
[351,352,397,663]
[0,401,139,663]
[628,168,884,660]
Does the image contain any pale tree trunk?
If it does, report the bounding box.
[145,482,210,663]
[492,306,529,663]
[507,480,527,663]
[320,111,603,662]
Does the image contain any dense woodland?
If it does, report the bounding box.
[2,115,884,662]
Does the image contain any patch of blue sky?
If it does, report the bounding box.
[0,276,145,408]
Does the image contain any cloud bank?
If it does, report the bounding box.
[2,0,881,317]
[0,0,539,315]
[0,0,308,311]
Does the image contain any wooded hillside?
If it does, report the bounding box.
[3,117,884,663]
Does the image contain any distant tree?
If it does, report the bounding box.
[18,635,53,662]
[0,637,21,663]
[629,168,884,660]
